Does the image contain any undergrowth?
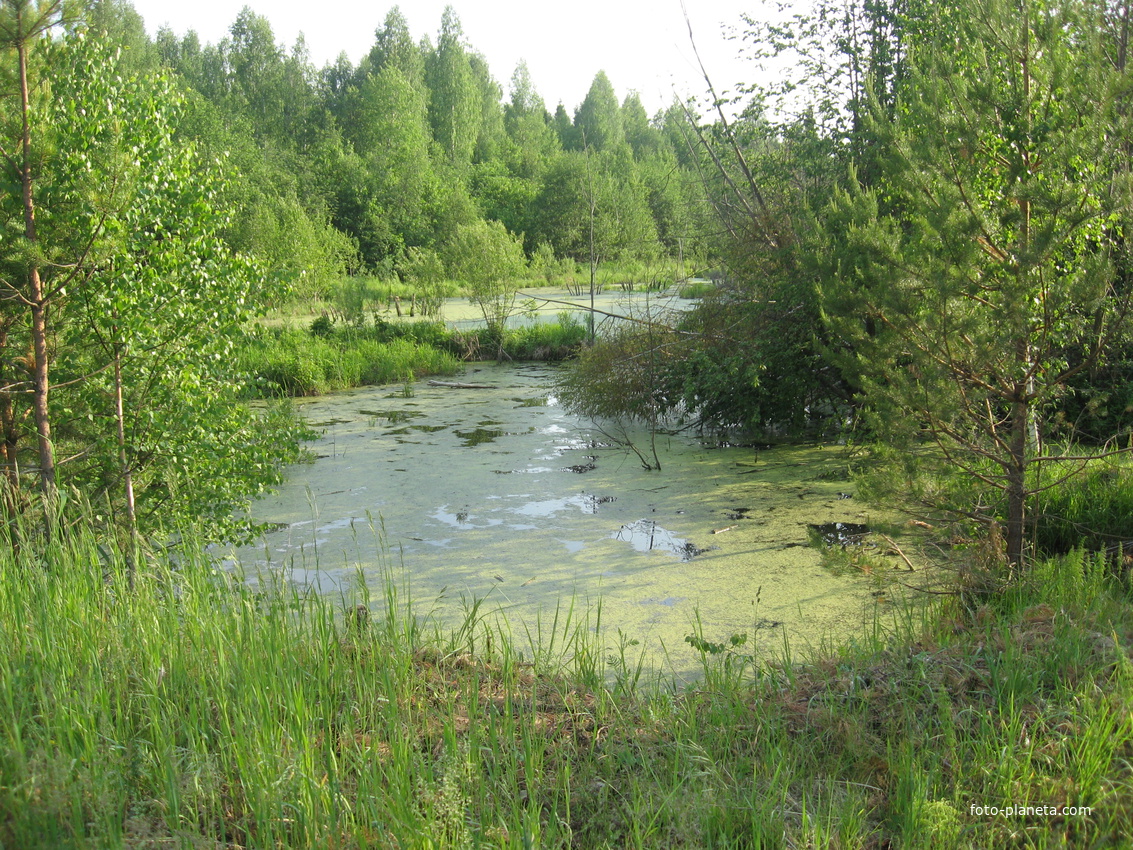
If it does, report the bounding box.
[0,504,1130,847]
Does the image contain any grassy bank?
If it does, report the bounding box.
[239,313,589,397]
[237,325,462,396]
[1,510,1130,848]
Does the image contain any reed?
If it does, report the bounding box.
[238,326,460,396]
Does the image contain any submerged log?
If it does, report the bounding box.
[427,380,497,389]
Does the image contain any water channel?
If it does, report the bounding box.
[229,359,899,680]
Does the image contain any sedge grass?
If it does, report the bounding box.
[1,508,1132,847]
[238,326,461,396]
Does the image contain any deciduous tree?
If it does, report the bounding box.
[444,219,527,346]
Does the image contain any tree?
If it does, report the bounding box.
[425,6,481,168]
[531,151,659,264]
[398,246,446,315]
[822,0,1133,568]
[0,0,76,496]
[353,64,441,262]
[1,25,300,536]
[366,5,426,92]
[621,92,662,160]
[573,71,624,153]
[557,321,677,470]
[504,60,559,178]
[737,0,912,153]
[444,219,527,346]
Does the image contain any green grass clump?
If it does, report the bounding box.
[238,325,460,396]
[239,311,587,398]
[857,445,1133,565]
[677,280,717,299]
[501,312,588,361]
[1,503,1131,848]
[1030,456,1133,557]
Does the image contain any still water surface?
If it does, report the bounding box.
[231,363,890,678]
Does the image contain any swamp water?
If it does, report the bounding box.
[231,363,896,679]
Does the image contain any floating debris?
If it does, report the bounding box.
[360,409,424,424]
[580,494,616,513]
[428,380,496,389]
[810,522,871,546]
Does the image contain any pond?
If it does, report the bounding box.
[229,363,898,680]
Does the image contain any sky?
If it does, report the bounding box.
[125,0,762,115]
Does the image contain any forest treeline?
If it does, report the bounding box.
[139,3,707,291]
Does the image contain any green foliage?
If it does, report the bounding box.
[309,314,335,338]
[556,320,678,468]
[397,246,448,316]
[501,312,588,361]
[239,325,460,396]
[0,26,304,535]
[425,7,482,168]
[153,1,702,293]
[677,280,715,299]
[233,191,357,300]
[444,218,527,338]
[660,279,844,436]
[819,0,1132,564]
[1029,459,1133,558]
[531,150,661,264]
[557,324,675,425]
[572,71,624,152]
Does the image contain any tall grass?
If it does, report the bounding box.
[1029,455,1133,556]
[859,446,1133,563]
[238,313,586,398]
[1,505,1131,847]
[238,326,460,396]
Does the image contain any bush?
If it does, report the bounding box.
[309,314,335,338]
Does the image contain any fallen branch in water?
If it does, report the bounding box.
[428,380,497,389]
[879,533,916,571]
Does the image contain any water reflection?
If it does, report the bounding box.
[613,519,711,561]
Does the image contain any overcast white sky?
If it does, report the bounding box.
[126,0,763,115]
